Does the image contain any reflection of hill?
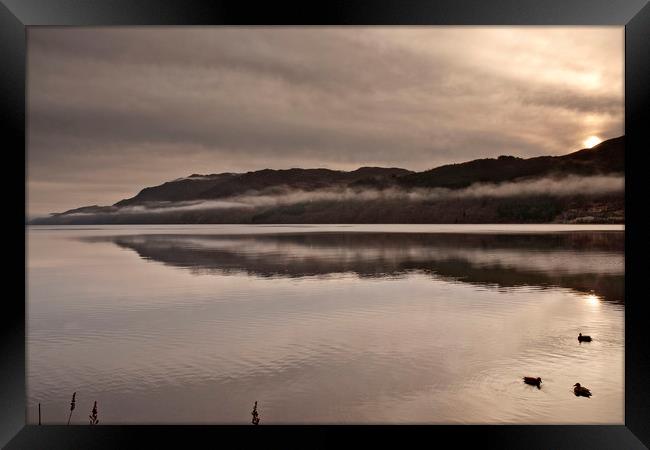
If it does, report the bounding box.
[86,232,624,305]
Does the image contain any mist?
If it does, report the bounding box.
[61,174,624,218]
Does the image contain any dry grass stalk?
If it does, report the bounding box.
[89,401,99,425]
[67,392,76,425]
[251,401,260,425]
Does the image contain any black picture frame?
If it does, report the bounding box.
[3,0,649,448]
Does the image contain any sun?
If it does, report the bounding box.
[583,136,602,148]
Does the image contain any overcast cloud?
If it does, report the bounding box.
[27,27,623,217]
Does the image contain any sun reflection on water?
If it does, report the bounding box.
[584,294,601,308]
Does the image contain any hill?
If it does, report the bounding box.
[30,136,624,225]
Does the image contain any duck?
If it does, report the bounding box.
[523,376,542,388]
[578,333,592,342]
[573,383,592,397]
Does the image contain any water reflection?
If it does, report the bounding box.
[28,227,624,424]
[85,232,624,304]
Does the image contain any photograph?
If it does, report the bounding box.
[24,26,627,426]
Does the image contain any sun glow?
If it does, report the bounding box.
[583,136,602,148]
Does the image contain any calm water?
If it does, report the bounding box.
[26,224,624,424]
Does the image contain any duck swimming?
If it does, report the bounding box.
[523,377,542,388]
[578,333,592,342]
[573,383,592,397]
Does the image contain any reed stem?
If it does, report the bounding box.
[67,392,76,425]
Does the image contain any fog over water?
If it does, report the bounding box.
[61,174,624,217]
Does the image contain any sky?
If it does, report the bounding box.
[27,27,623,217]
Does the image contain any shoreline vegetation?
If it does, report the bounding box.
[35,393,101,425]
[34,395,263,425]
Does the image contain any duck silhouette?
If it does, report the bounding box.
[578,333,592,342]
[523,376,542,389]
[573,383,592,397]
